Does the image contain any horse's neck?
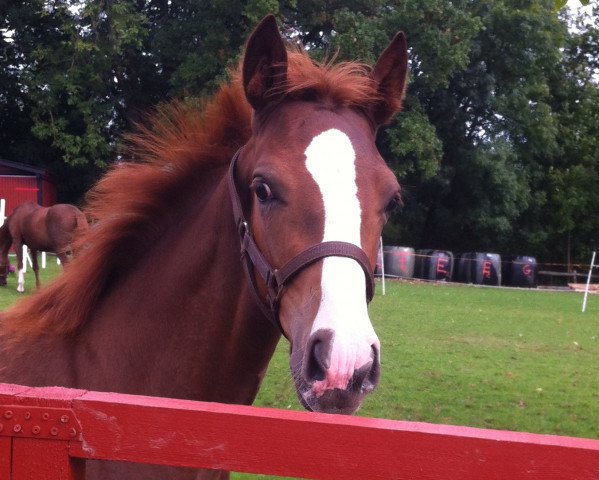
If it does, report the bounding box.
[72,170,280,403]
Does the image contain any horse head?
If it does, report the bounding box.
[234,16,408,414]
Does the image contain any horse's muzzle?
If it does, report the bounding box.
[291,330,381,415]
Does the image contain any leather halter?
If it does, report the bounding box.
[227,149,376,333]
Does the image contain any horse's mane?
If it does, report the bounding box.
[0,47,383,341]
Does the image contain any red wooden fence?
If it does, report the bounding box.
[1,382,598,479]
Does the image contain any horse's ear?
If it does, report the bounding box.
[371,32,409,126]
[243,15,288,111]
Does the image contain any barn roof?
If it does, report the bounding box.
[0,158,48,177]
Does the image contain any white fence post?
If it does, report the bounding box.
[380,236,386,296]
[0,198,5,227]
[582,251,596,313]
[22,245,32,272]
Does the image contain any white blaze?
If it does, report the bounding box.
[304,129,379,394]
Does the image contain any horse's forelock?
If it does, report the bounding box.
[282,52,382,109]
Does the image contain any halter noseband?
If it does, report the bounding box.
[227,149,375,333]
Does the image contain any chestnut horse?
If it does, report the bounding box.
[0,15,407,480]
[0,201,88,291]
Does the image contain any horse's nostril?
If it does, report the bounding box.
[368,343,381,385]
[304,329,334,382]
[351,361,372,391]
[306,340,327,381]
[370,345,381,374]
[351,345,380,393]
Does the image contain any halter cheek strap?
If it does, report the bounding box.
[227,149,376,334]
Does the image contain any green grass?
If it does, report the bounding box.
[0,254,63,309]
[2,266,598,479]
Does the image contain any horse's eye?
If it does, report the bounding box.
[385,192,402,214]
[255,183,272,203]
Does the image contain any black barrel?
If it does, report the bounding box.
[382,246,415,279]
[502,255,538,288]
[472,252,502,285]
[454,252,502,285]
[415,250,454,281]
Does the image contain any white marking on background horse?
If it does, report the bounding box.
[304,129,380,396]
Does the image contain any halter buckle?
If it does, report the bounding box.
[238,220,249,240]
[266,269,282,305]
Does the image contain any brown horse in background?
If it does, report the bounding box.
[0,15,408,480]
[0,201,88,291]
[0,222,11,286]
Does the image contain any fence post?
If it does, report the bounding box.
[11,437,85,480]
[22,245,33,272]
[0,437,10,479]
[0,385,86,480]
[379,236,386,296]
[582,251,596,313]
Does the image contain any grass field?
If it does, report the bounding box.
[0,254,63,309]
[1,260,597,478]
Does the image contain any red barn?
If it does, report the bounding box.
[0,158,57,220]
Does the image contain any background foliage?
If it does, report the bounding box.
[1,0,598,262]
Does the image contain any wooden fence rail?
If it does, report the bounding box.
[1,383,598,479]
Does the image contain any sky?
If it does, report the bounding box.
[567,0,594,14]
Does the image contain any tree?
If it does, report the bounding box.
[540,7,599,262]
[384,0,595,262]
[1,0,281,200]
[554,0,591,11]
